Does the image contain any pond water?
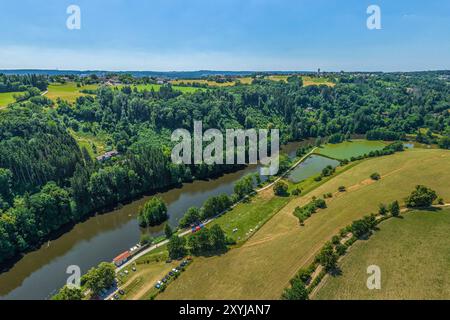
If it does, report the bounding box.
[287,155,341,183]
[317,140,387,160]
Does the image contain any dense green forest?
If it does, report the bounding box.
[0,72,449,265]
[0,74,48,93]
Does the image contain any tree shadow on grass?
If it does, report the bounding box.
[329,267,342,277]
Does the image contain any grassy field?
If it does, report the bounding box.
[68,129,108,157]
[0,91,23,107]
[317,140,388,160]
[265,75,335,87]
[158,148,450,299]
[302,76,335,87]
[170,77,255,87]
[46,82,202,103]
[118,259,179,300]
[170,79,236,87]
[46,83,98,102]
[208,190,292,246]
[117,83,204,94]
[314,209,450,300]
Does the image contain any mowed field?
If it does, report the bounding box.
[45,83,98,102]
[158,148,450,299]
[314,209,450,300]
[0,91,22,107]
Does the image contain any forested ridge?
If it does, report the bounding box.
[0,72,449,265]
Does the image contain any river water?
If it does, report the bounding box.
[0,140,317,300]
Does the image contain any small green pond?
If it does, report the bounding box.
[288,155,340,183]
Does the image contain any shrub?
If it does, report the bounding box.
[331,235,340,245]
[179,206,201,228]
[335,243,347,256]
[370,172,381,180]
[281,278,309,300]
[351,215,377,238]
[315,242,338,272]
[389,200,400,216]
[405,185,438,208]
[140,234,153,246]
[291,188,301,196]
[273,180,289,196]
[294,265,315,283]
[338,185,346,192]
[378,203,388,215]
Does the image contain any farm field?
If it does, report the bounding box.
[170,79,236,87]
[158,148,450,299]
[0,91,23,107]
[265,75,335,87]
[317,140,388,160]
[45,82,98,102]
[314,208,450,300]
[302,75,335,87]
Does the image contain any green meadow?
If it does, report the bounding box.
[46,82,98,102]
[317,140,388,160]
[0,91,22,107]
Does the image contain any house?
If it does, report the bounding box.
[96,150,119,162]
[113,251,131,267]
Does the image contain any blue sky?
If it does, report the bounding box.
[1,0,449,71]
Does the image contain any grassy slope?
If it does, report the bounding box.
[314,208,450,300]
[158,149,450,299]
[0,91,22,107]
[46,83,98,102]
[317,140,388,160]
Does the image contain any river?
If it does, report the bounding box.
[0,140,317,300]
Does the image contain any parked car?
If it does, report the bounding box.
[114,294,120,300]
[119,290,125,295]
